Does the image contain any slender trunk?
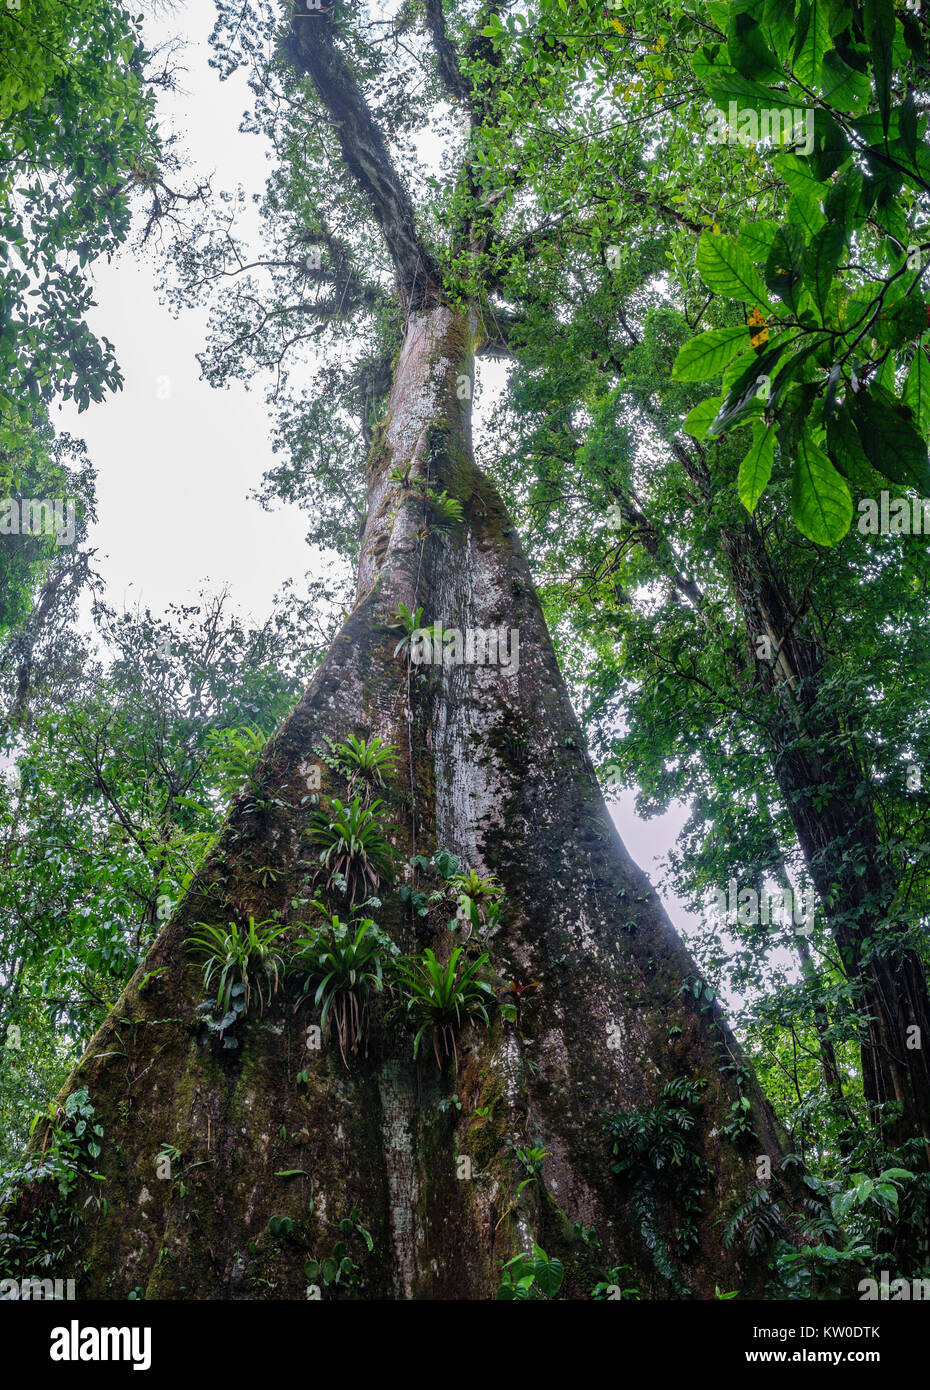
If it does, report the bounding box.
[4,305,798,1300]
[606,453,930,1154]
[765,853,856,1130]
[793,927,859,1132]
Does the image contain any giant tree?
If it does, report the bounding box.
[0,0,801,1300]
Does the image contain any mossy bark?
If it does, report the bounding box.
[5,304,800,1300]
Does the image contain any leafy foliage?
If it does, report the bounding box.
[206,725,272,804]
[187,916,289,1021]
[0,0,163,431]
[0,1087,104,1281]
[497,1243,564,1301]
[603,1079,713,1289]
[291,907,397,1066]
[306,796,398,905]
[393,947,494,1071]
[671,0,930,542]
[328,734,399,793]
[304,1208,374,1300]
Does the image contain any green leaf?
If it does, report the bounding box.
[850,385,930,491]
[765,224,806,309]
[825,405,875,488]
[534,1254,564,1299]
[873,296,927,350]
[774,154,830,212]
[683,396,724,440]
[727,10,781,81]
[824,162,863,229]
[899,87,919,168]
[710,340,792,436]
[738,218,779,262]
[864,0,894,139]
[696,232,772,308]
[791,426,853,542]
[672,328,751,382]
[820,49,871,112]
[777,379,819,459]
[431,848,460,879]
[787,188,825,240]
[904,343,930,436]
[793,0,831,87]
[811,107,853,181]
[805,221,847,321]
[831,1189,857,1222]
[738,420,775,512]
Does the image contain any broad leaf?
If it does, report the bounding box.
[765,224,806,311]
[738,420,775,512]
[864,0,895,138]
[696,232,772,308]
[904,342,930,437]
[850,385,930,491]
[683,396,724,440]
[672,328,750,382]
[791,426,853,543]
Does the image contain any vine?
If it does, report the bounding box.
[602,1078,712,1298]
[0,1087,105,1283]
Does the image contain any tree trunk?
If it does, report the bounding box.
[605,432,930,1163]
[720,518,930,1163]
[4,304,798,1300]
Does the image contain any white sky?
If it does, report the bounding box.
[53,0,696,934]
[57,0,312,625]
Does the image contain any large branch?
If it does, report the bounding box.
[423,0,469,103]
[284,5,443,310]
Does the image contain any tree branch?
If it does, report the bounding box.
[284,4,443,310]
[423,0,469,103]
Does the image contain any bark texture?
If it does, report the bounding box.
[4,304,800,1300]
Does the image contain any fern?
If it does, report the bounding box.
[724,1186,782,1254]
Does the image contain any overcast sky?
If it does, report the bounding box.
[57,0,314,624]
[53,0,696,931]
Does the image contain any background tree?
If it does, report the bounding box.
[0,587,329,1175]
